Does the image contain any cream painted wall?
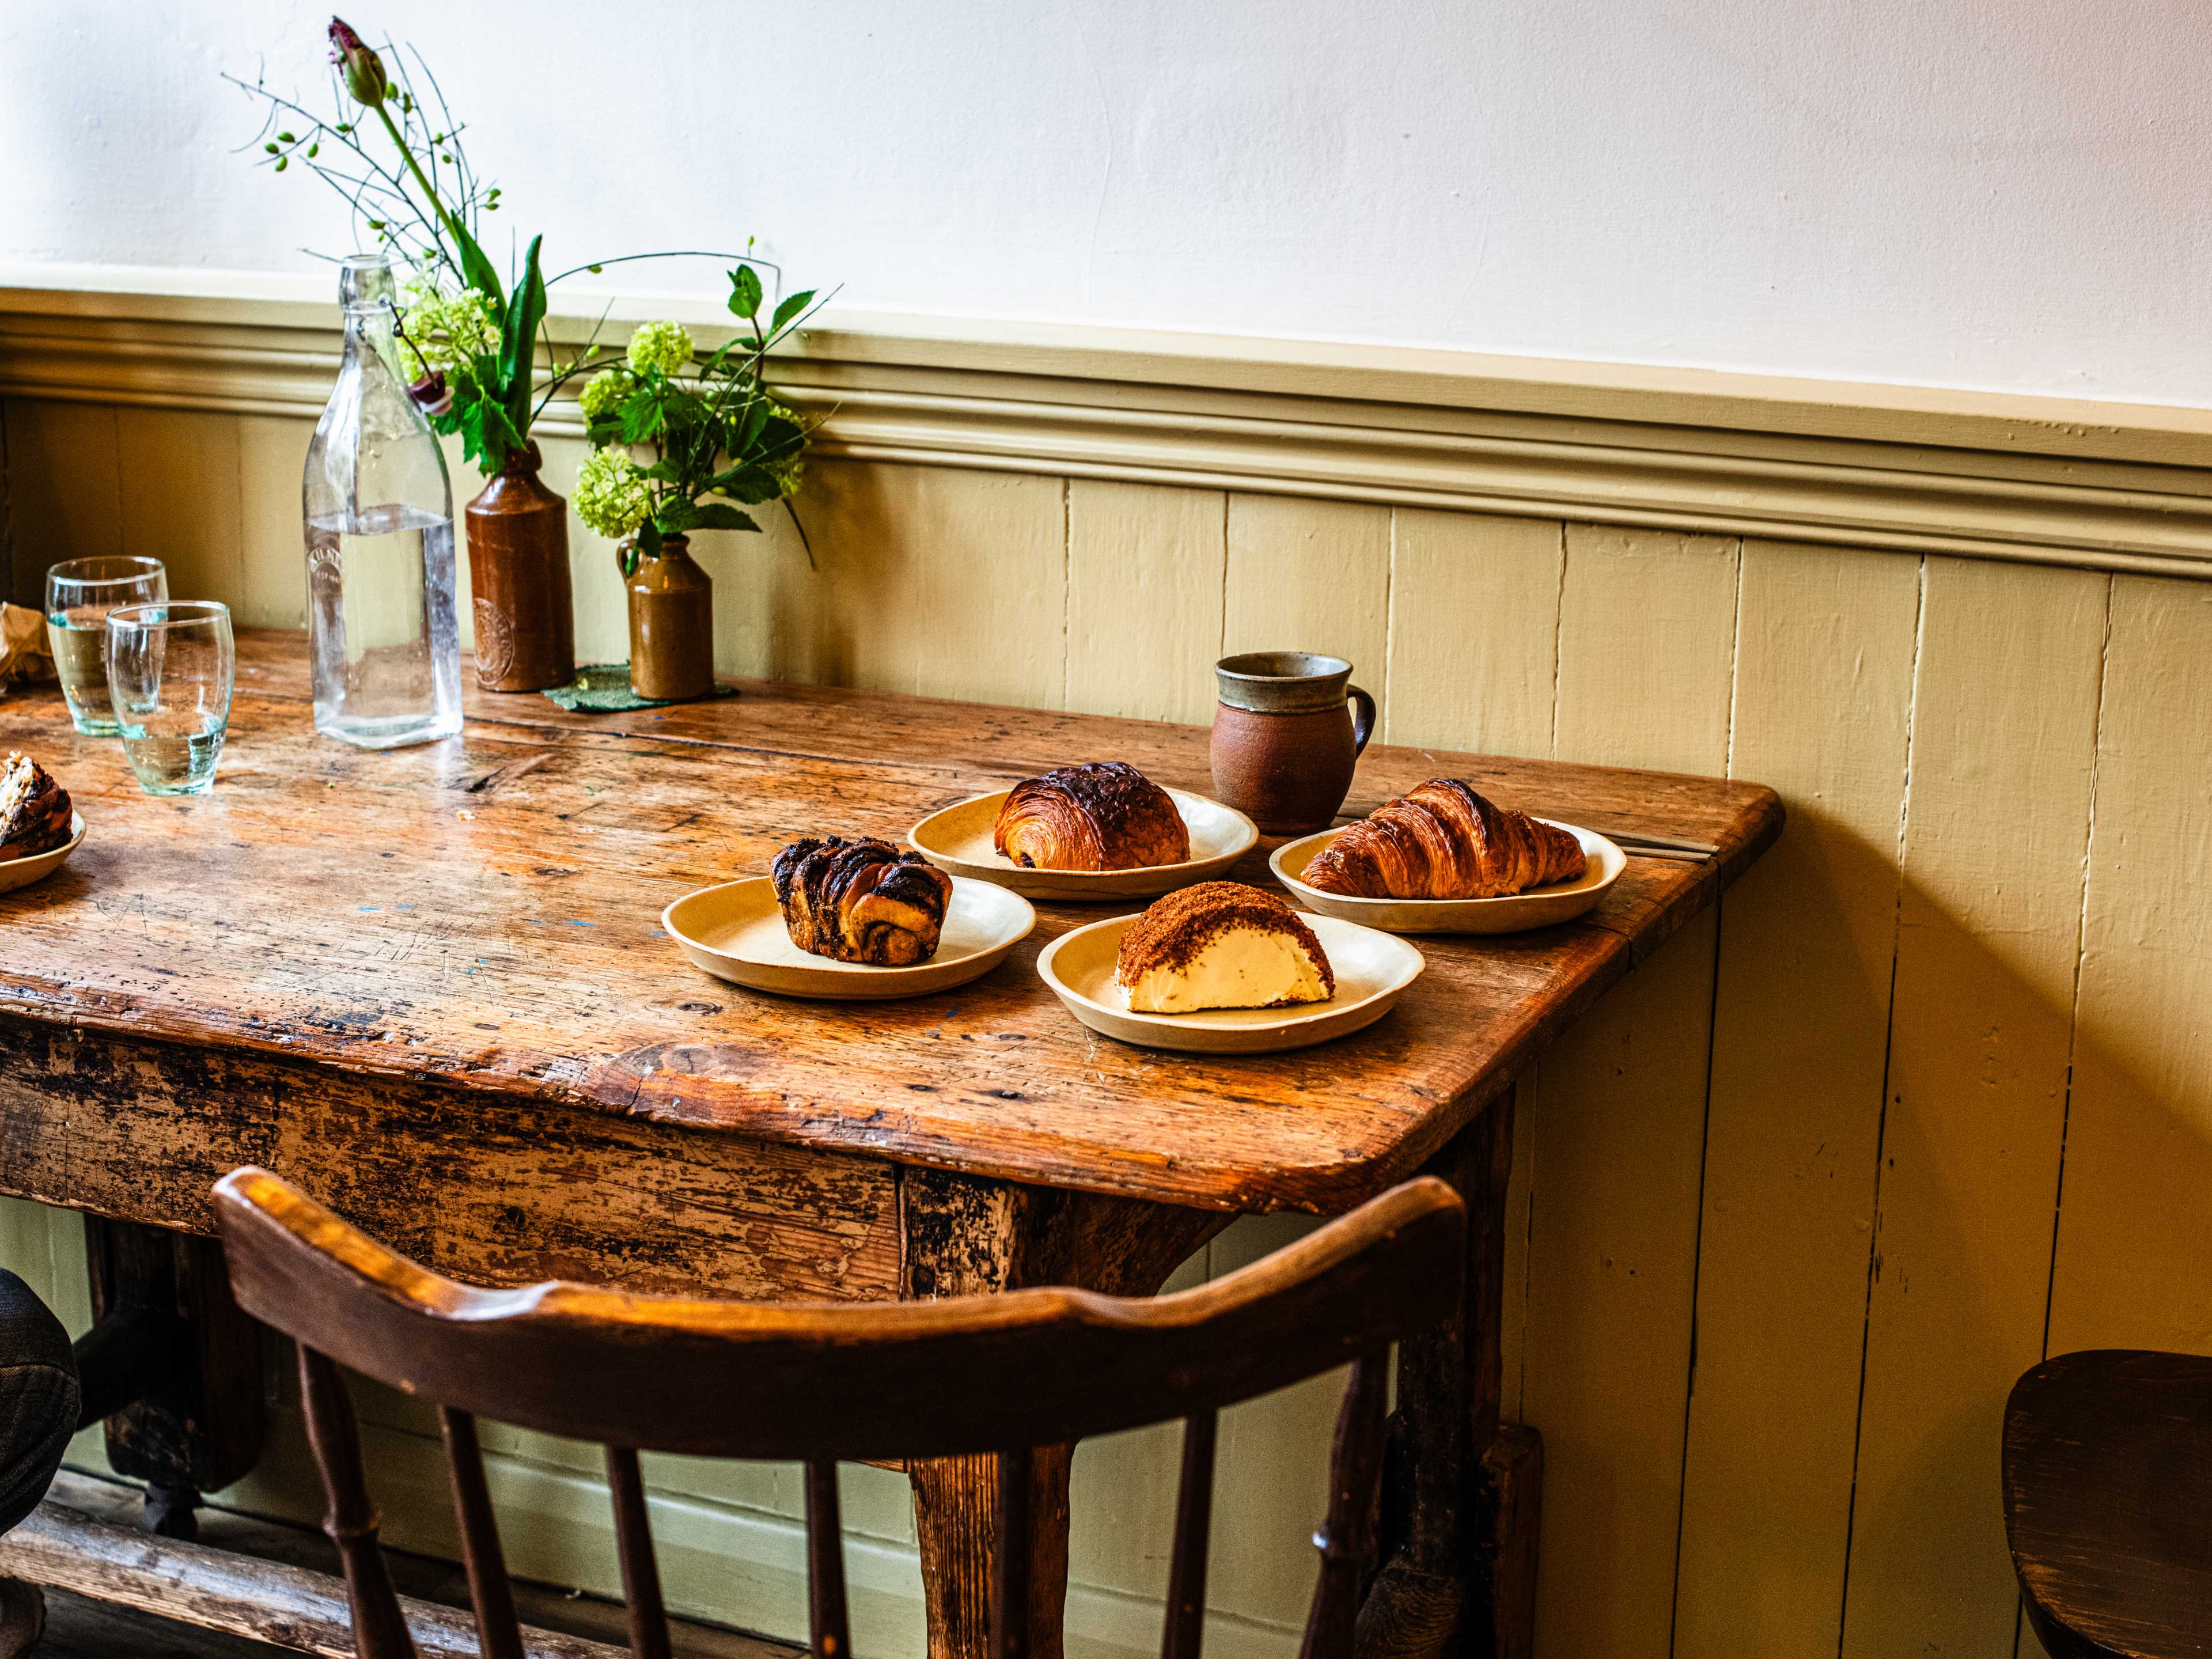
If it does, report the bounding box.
[3,1,2211,403]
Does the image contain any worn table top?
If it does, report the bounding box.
[0,630,1779,1215]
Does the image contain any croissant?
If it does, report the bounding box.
[770,836,955,965]
[1301,780,1584,900]
[993,762,1190,872]
[0,753,72,860]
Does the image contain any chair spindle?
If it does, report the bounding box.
[992,1446,1035,1659]
[297,1344,418,1659]
[439,1407,525,1659]
[1161,1411,1219,1659]
[1297,1355,1389,1659]
[805,1458,853,1659]
[605,1445,674,1659]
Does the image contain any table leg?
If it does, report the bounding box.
[1365,1086,1543,1659]
[899,1168,1229,1659]
[77,1218,265,1542]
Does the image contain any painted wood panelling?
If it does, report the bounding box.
[1222,494,1391,683]
[1527,525,1740,1659]
[1383,510,1562,757]
[1066,480,1226,726]
[1843,558,2107,1659]
[2,400,120,606]
[1675,542,1920,1657]
[2047,577,2212,1359]
[3,377,2203,1659]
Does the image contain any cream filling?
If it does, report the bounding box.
[1120,927,1330,1014]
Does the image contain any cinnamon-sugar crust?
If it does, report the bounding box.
[1113,880,1336,997]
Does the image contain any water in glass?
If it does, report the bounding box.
[43,556,167,735]
[302,253,460,748]
[105,601,235,797]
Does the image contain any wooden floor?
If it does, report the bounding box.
[20,1471,800,1659]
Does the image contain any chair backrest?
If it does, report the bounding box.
[213,1166,1465,1659]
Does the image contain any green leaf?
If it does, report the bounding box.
[444,213,506,322]
[638,519,663,559]
[728,264,763,320]
[498,234,547,441]
[618,386,665,444]
[755,415,803,459]
[770,290,815,334]
[713,465,783,505]
[688,502,760,533]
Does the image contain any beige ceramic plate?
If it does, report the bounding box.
[0,813,85,896]
[1036,911,1425,1054]
[1268,820,1625,935]
[910,787,1259,900]
[662,876,1036,1001]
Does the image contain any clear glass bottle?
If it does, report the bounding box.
[302,253,461,748]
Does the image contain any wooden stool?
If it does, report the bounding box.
[2002,1349,2212,1657]
[211,1165,1468,1659]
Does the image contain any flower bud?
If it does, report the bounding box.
[327,18,388,109]
[407,370,452,418]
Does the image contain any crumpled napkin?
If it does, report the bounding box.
[0,604,54,698]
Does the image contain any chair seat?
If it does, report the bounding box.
[2003,1350,2212,1658]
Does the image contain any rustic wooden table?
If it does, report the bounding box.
[0,630,1779,1659]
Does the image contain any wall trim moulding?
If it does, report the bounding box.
[3,279,2211,579]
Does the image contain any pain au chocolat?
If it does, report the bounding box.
[1114,881,1334,1013]
[0,753,73,860]
[993,762,1190,872]
[771,836,955,967]
[1301,779,1584,900]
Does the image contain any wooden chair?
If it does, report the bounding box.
[211,1166,1467,1659]
[2002,1349,2212,1657]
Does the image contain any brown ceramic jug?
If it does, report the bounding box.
[622,534,715,702]
[464,442,575,692]
[1210,652,1377,835]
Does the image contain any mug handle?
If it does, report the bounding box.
[1348,684,1377,756]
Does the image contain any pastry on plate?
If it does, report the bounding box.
[1114,881,1334,1013]
[771,836,955,966]
[0,753,73,861]
[994,762,1191,872]
[1301,779,1584,900]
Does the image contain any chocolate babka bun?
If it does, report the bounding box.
[0,753,73,859]
[770,835,955,966]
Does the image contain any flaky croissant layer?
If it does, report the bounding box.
[771,836,954,965]
[1301,780,1584,900]
[993,762,1190,872]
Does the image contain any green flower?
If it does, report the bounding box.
[763,397,811,497]
[626,320,693,377]
[574,446,653,540]
[397,279,498,380]
[578,368,631,420]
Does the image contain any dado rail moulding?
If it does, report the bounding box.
[2,272,2210,576]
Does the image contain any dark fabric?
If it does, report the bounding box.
[0,1269,77,1535]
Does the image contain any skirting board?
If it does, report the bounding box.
[2,276,2210,579]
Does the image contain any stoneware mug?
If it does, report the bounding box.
[1210,651,1377,835]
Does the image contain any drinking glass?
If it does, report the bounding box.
[103,601,235,796]
[45,556,168,735]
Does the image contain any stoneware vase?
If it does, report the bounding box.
[1209,650,1377,835]
[464,442,575,692]
[623,533,715,702]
